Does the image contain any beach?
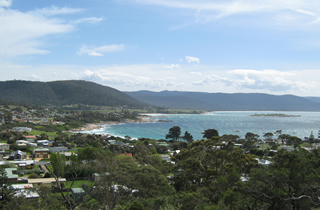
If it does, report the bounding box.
[69,115,154,132]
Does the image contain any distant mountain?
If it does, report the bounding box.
[126,90,320,111]
[305,97,320,104]
[0,80,147,107]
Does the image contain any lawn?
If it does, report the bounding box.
[28,130,57,137]
[65,180,93,189]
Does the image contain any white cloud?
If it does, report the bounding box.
[27,74,42,81]
[190,71,202,76]
[72,17,104,24]
[0,6,76,57]
[0,4,103,57]
[131,0,320,27]
[186,56,200,63]
[163,64,180,69]
[30,6,84,16]
[77,44,125,56]
[0,0,11,7]
[193,69,316,93]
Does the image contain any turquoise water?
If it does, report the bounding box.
[82,111,320,140]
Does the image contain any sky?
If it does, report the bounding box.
[1,0,320,96]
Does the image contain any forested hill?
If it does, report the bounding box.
[0,80,147,107]
[126,90,320,111]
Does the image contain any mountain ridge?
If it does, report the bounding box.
[126,90,320,111]
[0,80,146,107]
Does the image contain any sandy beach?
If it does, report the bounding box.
[69,115,154,132]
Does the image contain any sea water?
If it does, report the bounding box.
[82,111,320,140]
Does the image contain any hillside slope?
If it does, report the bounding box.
[126,90,320,111]
[0,80,146,107]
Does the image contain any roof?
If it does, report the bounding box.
[27,178,66,184]
[33,148,49,152]
[71,188,85,194]
[10,150,26,156]
[12,184,33,189]
[4,168,18,179]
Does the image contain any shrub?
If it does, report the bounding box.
[43,172,51,178]
[29,173,39,179]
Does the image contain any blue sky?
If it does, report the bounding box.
[1,0,320,96]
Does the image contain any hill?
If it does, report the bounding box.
[126,90,320,111]
[0,80,146,107]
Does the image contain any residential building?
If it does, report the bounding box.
[27,178,66,188]
[9,150,26,160]
[3,168,18,182]
[33,148,49,159]
[0,143,10,151]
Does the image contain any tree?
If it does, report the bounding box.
[132,166,175,199]
[50,152,66,179]
[202,129,219,139]
[182,131,193,143]
[0,167,15,208]
[263,132,274,141]
[279,134,291,145]
[240,148,320,210]
[165,126,181,141]
[245,132,259,141]
[40,133,49,140]
[173,137,257,203]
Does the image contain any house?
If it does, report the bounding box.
[12,184,40,199]
[13,160,35,169]
[9,150,26,160]
[27,178,66,188]
[0,143,10,151]
[49,147,68,153]
[3,168,18,182]
[12,127,32,133]
[92,172,110,182]
[120,153,132,156]
[160,155,171,162]
[33,148,49,159]
[71,188,85,203]
[23,135,36,139]
[37,140,53,147]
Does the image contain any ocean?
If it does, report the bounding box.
[81,111,320,140]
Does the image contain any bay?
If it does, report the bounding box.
[82,111,320,140]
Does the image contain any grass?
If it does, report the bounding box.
[28,130,57,138]
[39,158,50,162]
[0,140,8,143]
[65,180,93,189]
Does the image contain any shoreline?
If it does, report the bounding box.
[69,115,155,132]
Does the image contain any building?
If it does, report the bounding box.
[48,147,68,153]
[3,168,18,182]
[12,127,32,132]
[71,188,85,203]
[12,184,40,199]
[9,150,26,160]
[27,178,67,188]
[33,148,49,159]
[0,143,10,151]
[13,160,35,169]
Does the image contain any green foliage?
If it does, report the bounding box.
[202,129,219,139]
[28,173,39,178]
[173,137,257,203]
[49,152,66,178]
[0,167,15,208]
[43,172,51,178]
[166,126,181,141]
